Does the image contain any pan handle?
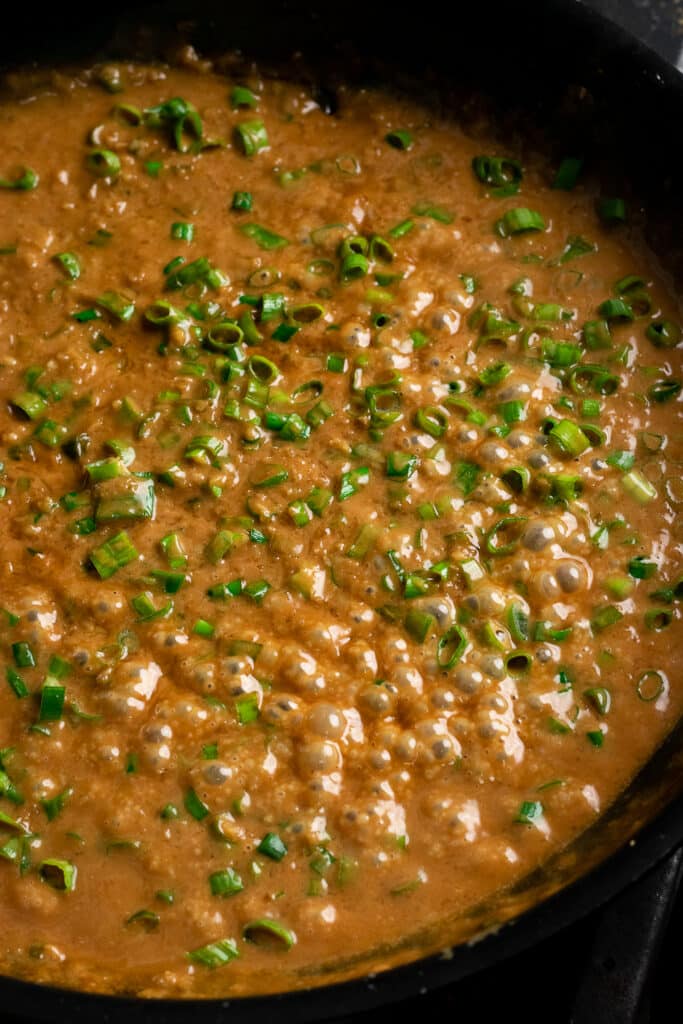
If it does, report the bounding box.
[570,846,683,1024]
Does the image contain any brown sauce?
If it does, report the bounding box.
[0,57,681,998]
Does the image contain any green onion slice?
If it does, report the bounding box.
[39,858,77,891]
[230,86,258,109]
[234,120,269,157]
[436,625,468,669]
[552,157,583,190]
[648,378,681,404]
[243,918,296,950]
[209,867,244,897]
[472,155,522,188]
[187,938,239,968]
[385,130,413,150]
[1,166,39,190]
[231,190,253,212]
[41,787,74,822]
[598,197,626,224]
[515,800,543,825]
[636,670,666,702]
[86,149,121,178]
[257,832,287,861]
[90,531,139,579]
[584,687,611,715]
[53,252,81,280]
[239,223,288,250]
[497,208,545,236]
[126,909,160,930]
[184,787,210,821]
[39,683,65,723]
[646,320,680,349]
[484,516,527,556]
[96,290,136,322]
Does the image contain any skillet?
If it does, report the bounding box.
[1,0,682,1018]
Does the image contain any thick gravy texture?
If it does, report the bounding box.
[0,57,682,997]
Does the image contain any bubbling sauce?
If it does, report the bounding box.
[0,56,681,997]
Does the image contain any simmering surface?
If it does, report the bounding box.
[0,57,682,997]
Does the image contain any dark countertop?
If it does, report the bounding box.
[584,0,682,63]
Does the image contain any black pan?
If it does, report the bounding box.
[1,1,683,1019]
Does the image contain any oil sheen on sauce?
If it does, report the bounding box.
[0,57,681,997]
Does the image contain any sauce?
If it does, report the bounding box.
[0,57,681,998]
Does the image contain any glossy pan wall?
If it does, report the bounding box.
[1,0,682,1018]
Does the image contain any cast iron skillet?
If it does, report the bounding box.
[1,1,683,1018]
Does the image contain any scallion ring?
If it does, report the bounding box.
[484,516,528,556]
[234,120,269,157]
[248,355,281,385]
[247,267,281,288]
[204,321,244,352]
[436,625,468,669]
[86,149,121,178]
[636,670,666,703]
[243,918,296,950]
[414,405,448,438]
[291,380,323,404]
[385,130,413,150]
[646,320,680,349]
[505,651,532,674]
[1,166,39,190]
[472,155,522,188]
[496,208,545,236]
[290,303,325,324]
[111,102,142,125]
